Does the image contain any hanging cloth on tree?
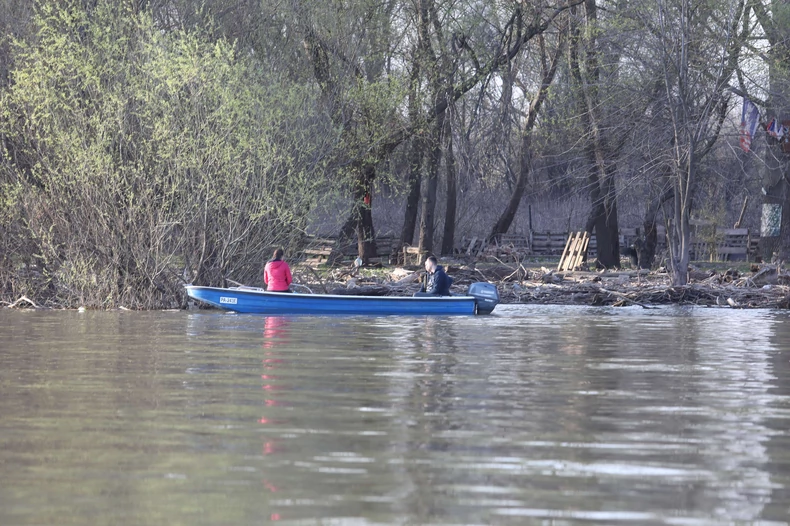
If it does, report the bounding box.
[766,118,787,140]
[740,97,760,152]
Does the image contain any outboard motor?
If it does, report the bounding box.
[467,282,500,314]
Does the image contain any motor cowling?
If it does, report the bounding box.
[467,282,500,314]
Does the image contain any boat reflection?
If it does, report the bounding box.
[260,316,293,521]
[263,315,292,349]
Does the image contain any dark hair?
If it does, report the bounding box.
[273,248,284,260]
[426,255,438,265]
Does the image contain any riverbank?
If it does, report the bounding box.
[4,262,789,310]
[292,262,790,310]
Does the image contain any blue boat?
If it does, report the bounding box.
[185,282,499,315]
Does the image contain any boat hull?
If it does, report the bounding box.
[186,286,484,315]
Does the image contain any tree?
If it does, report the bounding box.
[0,1,334,307]
[487,30,566,243]
[568,0,624,268]
[655,0,747,284]
[293,0,405,263]
[412,0,583,256]
[752,0,790,260]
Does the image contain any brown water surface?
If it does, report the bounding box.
[1,305,789,525]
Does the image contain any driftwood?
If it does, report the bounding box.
[391,271,420,286]
[297,265,328,294]
[598,287,655,309]
[502,281,790,309]
[438,263,790,309]
[234,260,790,310]
[6,295,42,309]
[291,283,315,294]
[12,262,785,311]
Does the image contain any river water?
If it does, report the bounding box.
[1,305,789,525]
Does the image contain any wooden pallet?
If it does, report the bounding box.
[302,235,400,266]
[402,246,427,266]
[496,233,529,249]
[557,232,590,271]
[717,228,750,261]
[687,228,751,261]
[457,236,487,257]
[302,238,338,267]
[487,234,528,261]
[530,231,570,255]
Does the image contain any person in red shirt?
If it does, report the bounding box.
[263,248,293,292]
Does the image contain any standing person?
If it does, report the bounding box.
[414,255,453,297]
[263,248,293,292]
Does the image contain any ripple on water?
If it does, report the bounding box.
[0,307,789,525]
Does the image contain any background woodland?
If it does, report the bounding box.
[1,0,789,308]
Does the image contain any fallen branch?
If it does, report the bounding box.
[598,288,655,309]
[7,295,41,309]
[392,271,420,286]
[291,283,314,294]
[503,264,528,282]
[301,265,328,294]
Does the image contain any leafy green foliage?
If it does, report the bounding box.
[0,1,339,308]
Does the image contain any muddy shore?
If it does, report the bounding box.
[295,263,790,310]
[4,263,789,310]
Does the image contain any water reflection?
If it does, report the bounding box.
[263,315,291,349]
[259,316,288,522]
[0,308,789,524]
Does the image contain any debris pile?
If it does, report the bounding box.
[292,262,790,309]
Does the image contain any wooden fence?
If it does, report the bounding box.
[472,225,752,262]
[301,226,753,267]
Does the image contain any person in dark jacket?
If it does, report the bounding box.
[263,248,292,292]
[414,255,453,296]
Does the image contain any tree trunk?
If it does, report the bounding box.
[489,133,531,242]
[399,137,424,252]
[583,165,620,269]
[398,41,426,256]
[669,167,692,286]
[440,119,457,256]
[356,165,377,263]
[571,0,620,269]
[338,165,377,263]
[488,32,564,242]
[596,172,620,268]
[641,187,673,268]
[418,106,444,258]
[759,8,790,261]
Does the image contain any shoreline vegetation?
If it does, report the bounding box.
[4,260,789,311]
[2,3,789,313]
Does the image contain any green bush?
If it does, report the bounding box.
[0,1,339,308]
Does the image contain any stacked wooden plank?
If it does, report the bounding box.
[303,237,338,267]
[488,234,530,261]
[716,228,750,261]
[456,237,487,257]
[530,231,570,255]
[557,232,590,271]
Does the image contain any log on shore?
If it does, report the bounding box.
[501,282,790,309]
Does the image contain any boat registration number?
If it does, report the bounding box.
[219,296,238,305]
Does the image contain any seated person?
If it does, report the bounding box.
[413,255,453,297]
[264,248,292,292]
